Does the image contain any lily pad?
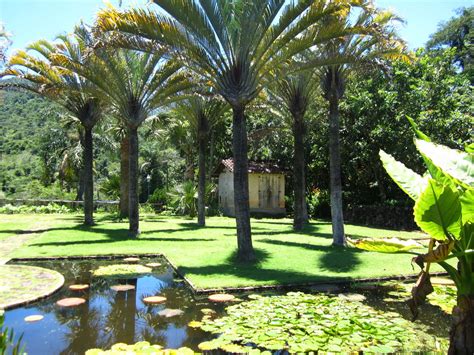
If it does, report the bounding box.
[110,285,136,292]
[145,262,162,268]
[208,293,235,302]
[143,296,167,305]
[24,315,44,322]
[86,341,196,355]
[56,297,86,307]
[188,321,202,328]
[199,292,444,353]
[92,264,152,279]
[123,257,140,263]
[69,284,89,291]
[158,308,184,318]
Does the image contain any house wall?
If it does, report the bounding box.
[218,170,285,217]
[218,171,235,216]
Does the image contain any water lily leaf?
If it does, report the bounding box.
[348,237,423,253]
[188,321,202,328]
[197,341,220,351]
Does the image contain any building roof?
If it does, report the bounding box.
[216,158,284,175]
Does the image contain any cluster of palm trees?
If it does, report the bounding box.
[1,0,405,260]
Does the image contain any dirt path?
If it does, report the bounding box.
[0,220,52,264]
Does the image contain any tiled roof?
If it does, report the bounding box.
[219,158,284,174]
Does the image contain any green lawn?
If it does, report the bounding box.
[0,214,59,241]
[3,213,434,289]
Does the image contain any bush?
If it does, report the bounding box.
[0,203,72,214]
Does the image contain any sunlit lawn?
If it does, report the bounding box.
[2,213,434,289]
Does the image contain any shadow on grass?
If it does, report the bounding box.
[258,238,362,273]
[177,248,336,285]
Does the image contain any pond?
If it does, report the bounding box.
[3,257,451,354]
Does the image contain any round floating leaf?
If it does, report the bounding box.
[143,296,167,305]
[208,293,235,302]
[24,315,44,322]
[198,292,442,353]
[92,264,152,278]
[56,297,86,307]
[188,321,202,328]
[110,285,136,292]
[69,284,89,291]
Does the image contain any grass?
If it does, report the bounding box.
[2,213,434,289]
[0,214,59,241]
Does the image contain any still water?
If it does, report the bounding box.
[4,257,451,354]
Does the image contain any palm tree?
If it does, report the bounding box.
[2,26,103,225]
[315,7,407,246]
[172,94,228,226]
[96,0,363,261]
[268,70,318,231]
[54,47,191,236]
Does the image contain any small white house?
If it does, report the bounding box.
[216,158,286,217]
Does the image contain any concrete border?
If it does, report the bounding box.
[8,254,448,297]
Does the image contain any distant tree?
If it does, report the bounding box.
[268,70,318,231]
[0,23,11,68]
[96,0,369,261]
[427,7,473,80]
[314,6,407,246]
[54,47,190,236]
[2,25,104,225]
[172,94,228,226]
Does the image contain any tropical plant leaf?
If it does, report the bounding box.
[379,150,427,201]
[415,139,474,188]
[460,188,474,225]
[348,237,423,253]
[406,116,431,142]
[414,179,462,240]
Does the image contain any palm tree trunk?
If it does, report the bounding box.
[293,113,307,231]
[83,126,94,226]
[120,135,130,219]
[197,128,206,226]
[232,105,255,261]
[329,95,345,246]
[76,168,85,201]
[449,295,474,354]
[128,126,139,237]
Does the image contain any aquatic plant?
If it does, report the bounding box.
[198,292,443,353]
[92,264,152,279]
[86,341,195,355]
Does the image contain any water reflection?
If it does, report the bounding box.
[4,258,216,355]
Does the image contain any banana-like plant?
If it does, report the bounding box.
[353,119,473,353]
[95,0,375,261]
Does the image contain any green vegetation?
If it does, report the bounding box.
[5,214,431,289]
[86,342,194,355]
[198,292,445,353]
[92,264,152,278]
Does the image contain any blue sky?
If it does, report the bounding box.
[1,0,472,55]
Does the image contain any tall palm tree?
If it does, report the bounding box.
[315,7,407,246]
[54,47,191,236]
[96,0,364,261]
[172,94,228,226]
[268,70,318,231]
[2,26,104,225]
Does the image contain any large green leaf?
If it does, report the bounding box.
[379,150,427,201]
[460,188,474,225]
[414,179,462,240]
[415,139,474,188]
[348,237,423,253]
